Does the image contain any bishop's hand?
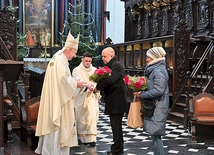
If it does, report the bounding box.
[76,80,87,88]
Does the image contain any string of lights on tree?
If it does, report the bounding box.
[60,1,100,61]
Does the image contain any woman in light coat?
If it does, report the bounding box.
[134,47,169,155]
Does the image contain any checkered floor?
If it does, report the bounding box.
[70,105,214,155]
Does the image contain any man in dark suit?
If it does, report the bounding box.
[95,47,128,155]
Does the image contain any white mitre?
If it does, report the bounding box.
[54,32,80,56]
[64,32,80,50]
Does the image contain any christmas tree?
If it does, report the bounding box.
[59,1,100,71]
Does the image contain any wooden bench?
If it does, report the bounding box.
[20,96,40,150]
[4,99,14,143]
[188,92,214,143]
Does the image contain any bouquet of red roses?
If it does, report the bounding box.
[124,75,148,91]
[89,66,112,83]
[124,75,148,128]
[124,75,147,129]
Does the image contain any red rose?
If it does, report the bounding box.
[134,81,142,89]
[138,77,146,84]
[124,75,129,84]
[94,68,104,75]
[103,66,112,73]
[123,75,148,91]
[89,66,112,83]
[127,80,132,85]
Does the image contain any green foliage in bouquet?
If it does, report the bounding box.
[124,75,148,91]
[89,66,112,83]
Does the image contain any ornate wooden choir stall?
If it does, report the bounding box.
[0,0,214,153]
[111,0,214,142]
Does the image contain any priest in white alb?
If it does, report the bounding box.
[72,52,100,147]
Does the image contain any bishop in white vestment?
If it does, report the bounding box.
[35,32,86,155]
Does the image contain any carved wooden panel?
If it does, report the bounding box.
[0,72,3,147]
[170,1,180,34]
[131,4,142,40]
[142,10,150,38]
[183,0,193,32]
[160,5,169,36]
[0,8,17,60]
[133,13,141,40]
[195,1,209,35]
[125,8,133,41]
[173,19,190,104]
[151,8,159,37]
[136,8,144,39]
[211,1,214,34]
[125,0,141,8]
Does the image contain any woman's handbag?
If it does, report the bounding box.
[141,99,157,118]
[126,96,143,129]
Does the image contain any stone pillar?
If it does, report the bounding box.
[54,0,59,45]
[64,0,69,35]
[86,0,92,23]
[0,1,5,10]
[92,0,103,44]
[17,0,23,34]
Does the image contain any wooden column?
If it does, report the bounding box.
[0,71,3,147]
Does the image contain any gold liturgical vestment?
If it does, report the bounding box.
[35,53,78,154]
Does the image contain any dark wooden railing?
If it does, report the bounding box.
[104,36,174,103]
[187,40,214,98]
[0,57,23,150]
[28,67,45,98]
[0,37,15,147]
[19,66,44,103]
[105,35,174,71]
[104,19,190,108]
[0,37,14,60]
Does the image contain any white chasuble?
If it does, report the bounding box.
[35,53,78,155]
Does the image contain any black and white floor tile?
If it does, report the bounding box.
[70,105,214,155]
